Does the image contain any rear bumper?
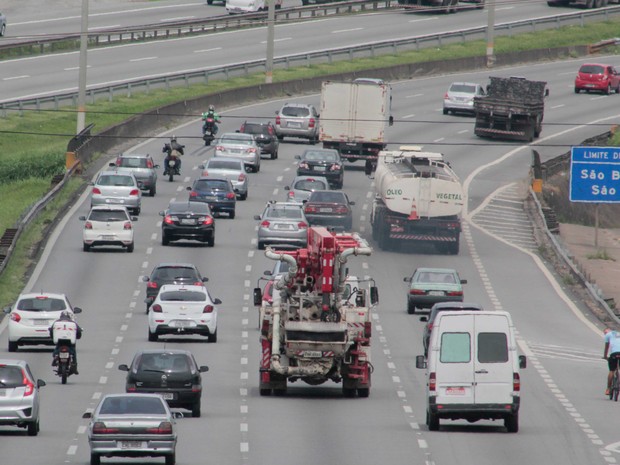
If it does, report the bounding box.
[89,437,176,456]
[408,295,463,309]
[429,397,520,419]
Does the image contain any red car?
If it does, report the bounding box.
[574,63,620,95]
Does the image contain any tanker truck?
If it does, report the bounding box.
[548,0,619,8]
[397,0,485,12]
[253,227,378,397]
[369,146,465,254]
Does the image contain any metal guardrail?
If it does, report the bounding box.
[2,6,620,112]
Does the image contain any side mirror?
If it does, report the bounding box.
[235,130,240,133]
[263,270,273,276]
[198,164,205,169]
[294,155,301,160]
[37,379,46,388]
[460,279,467,284]
[199,365,209,373]
[420,316,428,322]
[79,216,86,221]
[519,355,527,369]
[131,216,138,221]
[349,201,355,206]
[213,298,222,305]
[253,288,263,306]
[403,277,412,283]
[73,307,83,314]
[370,286,379,305]
[388,115,394,126]
[118,364,129,372]
[173,412,184,419]
[159,211,165,217]
[109,162,115,167]
[545,88,550,97]
[142,276,150,282]
[185,186,192,191]
[154,164,160,168]
[144,297,153,305]
[82,412,93,419]
[275,110,279,115]
[3,306,11,314]
[202,277,209,282]
[284,186,290,191]
[253,215,261,221]
[415,355,427,369]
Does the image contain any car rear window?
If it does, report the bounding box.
[0,366,26,388]
[303,151,338,162]
[440,332,471,363]
[243,124,269,135]
[267,207,303,219]
[97,174,135,187]
[282,106,310,117]
[309,192,346,203]
[99,396,167,415]
[118,157,148,168]
[416,272,456,284]
[449,84,476,93]
[207,160,242,170]
[137,353,193,373]
[478,332,508,363]
[152,267,198,281]
[195,180,230,191]
[294,179,327,191]
[17,297,67,312]
[579,65,604,74]
[89,210,128,222]
[220,135,253,145]
[159,290,207,302]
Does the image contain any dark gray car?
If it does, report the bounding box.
[238,121,279,159]
[110,153,159,197]
[0,11,6,37]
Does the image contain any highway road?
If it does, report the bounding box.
[2,54,620,464]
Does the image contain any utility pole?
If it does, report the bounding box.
[486,0,496,68]
[265,0,275,84]
[77,0,89,132]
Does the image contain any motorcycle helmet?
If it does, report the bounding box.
[171,135,177,142]
[208,105,215,112]
[60,310,73,320]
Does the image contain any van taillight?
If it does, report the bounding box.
[429,372,436,392]
[364,321,372,338]
[275,116,281,125]
[513,373,520,392]
[309,118,315,128]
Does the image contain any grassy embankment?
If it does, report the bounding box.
[1,19,620,306]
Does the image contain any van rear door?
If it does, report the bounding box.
[472,313,514,404]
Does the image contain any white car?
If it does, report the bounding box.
[80,205,137,252]
[147,284,221,343]
[3,293,83,352]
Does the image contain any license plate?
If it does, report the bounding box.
[274,224,294,230]
[106,199,124,204]
[101,235,115,240]
[313,166,326,171]
[302,350,322,358]
[319,208,332,213]
[59,352,70,359]
[34,319,52,325]
[172,320,195,328]
[428,291,445,296]
[180,219,195,225]
[229,149,241,154]
[204,196,217,201]
[169,160,176,167]
[162,393,175,400]
[446,387,466,396]
[287,122,301,128]
[119,441,145,449]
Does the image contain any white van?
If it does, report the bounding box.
[416,310,526,432]
[226,0,282,14]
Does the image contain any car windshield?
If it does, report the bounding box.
[118,158,148,168]
[195,180,230,191]
[97,175,134,187]
[153,267,198,281]
[208,160,242,170]
[282,106,309,117]
[137,353,192,373]
[243,124,269,135]
[303,151,338,162]
[16,297,66,312]
[159,290,207,302]
[99,396,167,415]
[580,65,604,74]
[89,210,128,222]
[220,135,253,145]
[416,272,456,284]
[294,179,327,191]
[267,207,303,219]
[0,366,25,388]
[309,192,346,203]
[450,84,477,93]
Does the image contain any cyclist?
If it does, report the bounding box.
[603,328,620,396]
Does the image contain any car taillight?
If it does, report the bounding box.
[164,215,174,225]
[191,384,202,393]
[330,164,341,171]
[93,422,120,434]
[129,189,139,196]
[10,313,21,322]
[275,115,281,125]
[429,372,436,392]
[427,323,433,331]
[92,187,101,195]
[240,124,245,132]
[203,305,214,313]
[309,117,315,128]
[261,220,270,227]
[304,205,318,213]
[409,289,425,295]
[246,148,257,154]
[225,192,235,199]
[189,191,198,198]
[288,191,295,199]
[126,383,136,392]
[215,145,224,151]
[146,422,173,434]
[147,281,158,289]
[334,205,348,214]
[299,162,309,170]
[513,373,521,392]
[151,304,162,313]
[202,170,209,177]
[115,158,121,166]
[238,173,246,182]
[147,159,154,168]
[23,371,35,396]
[123,222,132,230]
[268,126,275,135]
[202,216,214,225]
[444,92,449,98]
[84,221,93,230]
[297,221,308,229]
[446,291,463,297]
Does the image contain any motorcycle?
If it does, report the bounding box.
[202,117,217,146]
[167,152,181,182]
[53,342,76,385]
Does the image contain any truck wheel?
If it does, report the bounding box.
[427,410,440,431]
[260,387,272,396]
[505,412,519,432]
[357,387,370,398]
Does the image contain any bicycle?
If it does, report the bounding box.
[608,354,620,401]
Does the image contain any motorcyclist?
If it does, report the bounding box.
[162,135,185,175]
[50,311,83,375]
[201,105,221,136]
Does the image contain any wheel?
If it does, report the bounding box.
[229,210,235,219]
[310,136,318,145]
[357,387,370,398]
[0,24,5,36]
[165,453,176,465]
[345,220,352,231]
[574,87,580,94]
[605,84,611,95]
[240,191,248,200]
[126,242,134,253]
[342,387,356,398]
[208,329,218,343]
[162,233,170,246]
[407,302,416,315]
[258,241,265,250]
[594,0,602,7]
[277,135,283,141]
[614,387,619,402]
[149,186,156,197]
[191,400,201,418]
[505,412,519,432]
[427,409,440,431]
[169,172,174,182]
[206,235,215,247]
[476,0,485,9]
[8,340,18,352]
[148,329,158,342]
[61,367,68,385]
[90,453,101,465]
[27,420,39,436]
[585,0,594,7]
[270,151,276,160]
[255,164,260,173]
[443,108,449,115]
[207,0,213,3]
[83,243,90,252]
[259,388,272,396]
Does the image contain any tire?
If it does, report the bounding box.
[585,0,594,7]
[27,420,39,436]
[61,366,68,385]
[357,387,370,398]
[83,243,90,252]
[259,388,272,396]
[134,207,141,216]
[207,0,213,4]
[443,108,449,115]
[207,235,215,247]
[148,329,158,342]
[594,0,602,7]
[614,387,619,402]
[191,400,201,418]
[270,151,276,160]
[345,220,352,231]
[476,0,485,9]
[149,186,156,197]
[258,241,265,250]
[8,340,18,352]
[90,453,101,465]
[165,453,176,465]
[126,242,134,253]
[229,210,236,219]
[0,24,5,37]
[169,172,174,182]
[240,191,248,200]
[605,84,611,95]
[162,233,170,246]
[574,87,580,94]
[208,329,218,343]
[277,135,284,141]
[427,409,440,431]
[407,302,416,315]
[342,387,356,398]
[505,412,519,433]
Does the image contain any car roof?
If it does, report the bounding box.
[430,302,483,311]
[281,102,313,108]
[196,176,230,182]
[16,292,67,300]
[167,201,212,211]
[292,175,329,182]
[118,153,151,158]
[153,262,198,269]
[89,205,130,211]
[415,267,458,274]
[301,148,339,155]
[0,359,29,368]
[132,349,193,356]
[158,284,207,292]
[220,132,254,138]
[101,393,165,400]
[98,170,136,177]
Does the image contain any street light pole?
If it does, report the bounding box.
[77,0,89,133]
[486,0,496,68]
[265,0,275,84]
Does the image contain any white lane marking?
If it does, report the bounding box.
[240,405,249,414]
[241,344,248,351]
[260,37,292,44]
[277,176,283,182]
[64,66,92,71]
[242,331,248,338]
[332,27,363,34]
[146,247,153,254]
[240,372,248,380]
[241,357,248,365]
[245,265,252,272]
[194,47,223,53]
[242,306,248,313]
[115,336,123,343]
[418,439,428,449]
[458,129,468,134]
[402,114,415,119]
[151,233,157,240]
[240,443,249,452]
[164,16,195,22]
[89,24,121,31]
[434,137,445,142]
[242,319,249,326]
[111,348,119,355]
[67,445,78,455]
[243,294,250,301]
[405,93,424,98]
[77,425,87,434]
[247,251,255,258]
[551,104,566,109]
[273,188,279,196]
[408,17,438,23]
[142,261,148,268]
[120,324,128,332]
[92,392,102,400]
[133,290,139,297]
[241,423,248,432]
[387,362,395,369]
[403,406,412,414]
[244,279,251,287]
[3,75,30,81]
[105,362,114,369]
[130,56,157,62]
[99,376,108,384]
[240,388,248,396]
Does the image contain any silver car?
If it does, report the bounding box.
[90,170,142,215]
[200,157,249,200]
[0,359,46,436]
[443,82,485,115]
[274,103,319,144]
[214,132,261,173]
[254,201,308,250]
[109,153,158,197]
[0,11,6,37]
[284,175,330,203]
[84,393,179,465]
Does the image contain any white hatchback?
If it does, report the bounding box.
[80,205,136,252]
[147,285,221,343]
[3,293,82,352]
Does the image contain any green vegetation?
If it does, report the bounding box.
[2,17,620,306]
[587,249,616,261]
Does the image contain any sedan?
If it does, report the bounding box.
[238,121,279,159]
[403,267,466,314]
[420,302,484,356]
[303,190,355,231]
[80,205,137,252]
[443,81,485,115]
[147,284,222,343]
[160,201,215,246]
[90,170,142,215]
[574,63,620,94]
[187,177,236,218]
[295,148,343,189]
[200,157,248,200]
[214,132,261,172]
[254,201,309,250]
[118,349,209,417]
[0,359,46,436]
[284,175,330,203]
[4,292,83,352]
[143,263,208,312]
[84,393,179,465]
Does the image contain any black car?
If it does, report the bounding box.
[159,201,215,247]
[187,177,236,218]
[118,349,209,417]
[420,302,484,357]
[303,190,354,230]
[295,148,343,189]
[238,121,279,159]
[143,262,208,312]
